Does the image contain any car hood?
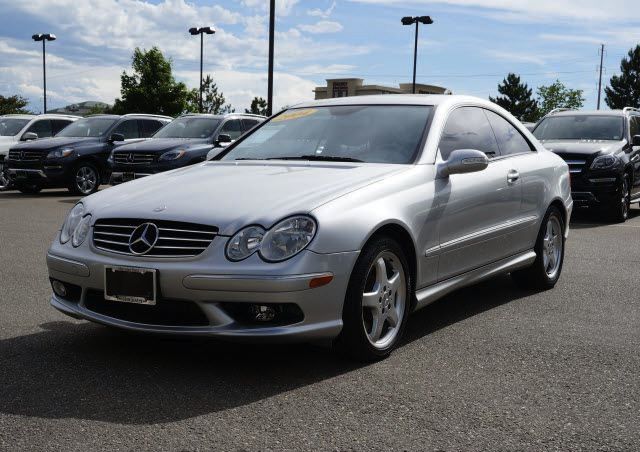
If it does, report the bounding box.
[10,136,97,151]
[85,161,410,235]
[539,140,625,156]
[114,138,210,153]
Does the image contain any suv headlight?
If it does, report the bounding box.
[590,154,619,170]
[72,214,92,247]
[47,148,73,159]
[225,216,317,262]
[159,149,186,161]
[60,203,85,244]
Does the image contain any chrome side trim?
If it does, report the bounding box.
[183,272,334,293]
[414,250,536,311]
[425,215,538,257]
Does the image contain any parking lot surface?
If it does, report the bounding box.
[0,188,639,451]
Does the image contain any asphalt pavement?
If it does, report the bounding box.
[1,188,639,451]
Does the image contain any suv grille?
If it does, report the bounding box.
[554,152,587,174]
[93,218,218,257]
[113,152,157,165]
[8,149,46,162]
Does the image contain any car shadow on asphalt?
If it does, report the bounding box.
[0,275,531,425]
[569,205,640,229]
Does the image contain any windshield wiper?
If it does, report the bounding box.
[235,157,267,161]
[265,155,364,163]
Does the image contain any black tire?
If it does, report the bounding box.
[334,236,413,362]
[511,206,565,290]
[16,183,42,194]
[606,174,631,223]
[68,162,101,195]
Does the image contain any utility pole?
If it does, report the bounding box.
[267,0,275,116]
[401,16,433,94]
[597,43,605,110]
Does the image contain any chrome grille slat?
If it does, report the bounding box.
[8,150,46,161]
[93,218,218,257]
[113,152,158,165]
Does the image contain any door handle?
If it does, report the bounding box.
[507,169,520,183]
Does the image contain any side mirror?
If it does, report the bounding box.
[22,132,38,141]
[438,149,489,178]
[632,135,640,147]
[109,133,125,143]
[217,134,232,144]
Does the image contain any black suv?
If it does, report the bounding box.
[109,113,264,185]
[7,114,171,195]
[533,108,640,222]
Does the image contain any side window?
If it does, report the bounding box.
[630,116,640,138]
[52,119,73,135]
[24,119,53,139]
[112,120,140,139]
[439,107,500,160]
[141,119,166,137]
[220,119,243,140]
[484,110,534,156]
[242,119,259,131]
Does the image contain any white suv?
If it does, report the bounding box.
[0,113,80,188]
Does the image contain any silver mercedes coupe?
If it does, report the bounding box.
[46,95,572,361]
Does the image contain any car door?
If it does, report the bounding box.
[435,106,523,281]
[218,119,243,142]
[21,119,53,140]
[112,119,140,141]
[629,115,640,198]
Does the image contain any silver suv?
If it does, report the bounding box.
[46,95,572,361]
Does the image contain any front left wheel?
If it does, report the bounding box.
[334,236,412,362]
[69,162,100,195]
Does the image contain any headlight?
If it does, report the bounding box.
[226,226,265,261]
[590,154,619,170]
[60,203,85,244]
[159,149,186,161]
[225,216,317,262]
[72,214,92,247]
[47,148,73,159]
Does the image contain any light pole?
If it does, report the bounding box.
[189,26,215,113]
[401,16,433,94]
[32,33,56,113]
[267,0,275,116]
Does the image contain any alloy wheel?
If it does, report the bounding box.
[76,166,98,194]
[621,177,630,220]
[542,215,563,279]
[361,250,406,350]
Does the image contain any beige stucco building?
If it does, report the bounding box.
[314,78,451,100]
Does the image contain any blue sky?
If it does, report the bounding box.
[0,0,639,113]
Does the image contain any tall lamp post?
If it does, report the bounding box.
[32,33,56,113]
[267,0,275,116]
[401,16,433,94]
[189,26,215,113]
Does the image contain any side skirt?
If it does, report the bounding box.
[413,250,536,311]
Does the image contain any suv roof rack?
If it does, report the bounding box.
[622,107,640,115]
[122,113,173,120]
[547,108,575,116]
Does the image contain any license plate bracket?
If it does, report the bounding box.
[104,265,157,305]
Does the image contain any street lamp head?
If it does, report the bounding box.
[32,33,43,41]
[401,16,415,25]
[44,33,56,41]
[189,27,199,35]
[417,16,433,25]
[202,26,215,34]
[189,26,216,35]
[32,33,56,41]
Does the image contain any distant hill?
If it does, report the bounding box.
[47,101,111,116]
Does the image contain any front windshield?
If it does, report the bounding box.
[533,115,624,141]
[221,105,433,164]
[56,117,117,137]
[0,118,30,136]
[154,117,221,138]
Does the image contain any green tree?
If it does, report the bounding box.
[489,73,539,122]
[605,45,640,109]
[111,47,190,116]
[0,94,30,115]
[187,75,234,114]
[536,80,585,117]
[245,96,268,116]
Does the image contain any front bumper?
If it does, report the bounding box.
[46,237,359,342]
[570,172,621,208]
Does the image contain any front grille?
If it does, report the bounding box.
[113,152,157,165]
[555,153,588,174]
[8,149,46,162]
[93,218,218,257]
[84,290,209,326]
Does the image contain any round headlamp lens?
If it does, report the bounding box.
[226,226,265,261]
[260,216,316,262]
[60,203,84,244]
[72,215,92,247]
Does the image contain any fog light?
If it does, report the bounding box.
[250,304,276,322]
[52,280,67,297]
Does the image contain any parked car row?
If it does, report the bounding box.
[1,112,265,195]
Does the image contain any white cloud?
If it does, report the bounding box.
[298,20,344,34]
[241,0,299,17]
[308,1,337,18]
[485,50,547,66]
